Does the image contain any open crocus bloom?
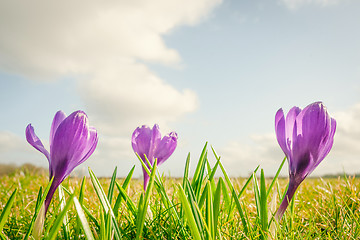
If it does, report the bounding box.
[132,124,178,190]
[26,110,98,213]
[274,102,336,220]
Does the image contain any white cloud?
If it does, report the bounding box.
[82,62,198,136]
[280,0,341,9]
[326,103,360,174]
[0,0,222,175]
[0,0,221,135]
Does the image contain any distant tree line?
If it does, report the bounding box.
[0,163,46,176]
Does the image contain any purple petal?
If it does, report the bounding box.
[155,132,178,166]
[275,108,288,157]
[312,117,336,171]
[50,111,97,180]
[26,124,50,162]
[148,124,161,164]
[76,127,98,166]
[290,102,335,178]
[132,125,152,163]
[285,106,301,150]
[49,111,66,149]
[296,102,328,149]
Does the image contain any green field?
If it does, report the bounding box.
[0,156,359,239]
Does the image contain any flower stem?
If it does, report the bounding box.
[275,179,299,221]
[44,180,59,214]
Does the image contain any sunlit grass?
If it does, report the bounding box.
[0,147,359,239]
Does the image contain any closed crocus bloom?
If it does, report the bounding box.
[26,110,98,213]
[132,124,178,190]
[274,102,336,220]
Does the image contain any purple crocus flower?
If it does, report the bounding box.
[132,124,178,190]
[26,110,98,213]
[274,102,336,220]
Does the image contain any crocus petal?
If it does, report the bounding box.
[312,117,336,171]
[50,111,94,180]
[49,111,66,149]
[155,132,178,166]
[285,106,301,150]
[148,124,161,165]
[76,127,98,165]
[291,102,330,177]
[296,102,328,154]
[26,124,50,162]
[132,125,152,162]
[275,109,288,157]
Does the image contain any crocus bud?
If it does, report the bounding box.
[26,110,98,213]
[132,124,177,190]
[274,102,336,220]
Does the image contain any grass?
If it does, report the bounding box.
[0,144,359,239]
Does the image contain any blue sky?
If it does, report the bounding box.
[1,0,360,178]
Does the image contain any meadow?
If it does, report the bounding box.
[0,144,359,240]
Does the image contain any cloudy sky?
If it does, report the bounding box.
[1,0,360,178]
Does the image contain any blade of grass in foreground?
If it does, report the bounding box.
[114,165,135,218]
[135,159,157,240]
[24,177,54,240]
[73,196,95,240]
[213,178,222,240]
[108,167,118,205]
[0,188,17,232]
[45,194,74,240]
[213,147,249,236]
[178,184,202,240]
[260,169,268,239]
[89,168,122,240]
[58,185,70,240]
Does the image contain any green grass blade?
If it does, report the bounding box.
[253,172,261,221]
[107,166,118,204]
[213,178,222,239]
[45,194,74,240]
[205,181,214,240]
[208,157,220,182]
[217,158,248,235]
[135,193,144,230]
[136,153,151,176]
[260,169,268,238]
[0,232,6,240]
[198,183,209,210]
[82,205,100,230]
[178,184,202,240]
[114,166,135,218]
[79,176,86,204]
[24,177,54,240]
[183,152,191,189]
[73,196,95,240]
[89,168,122,240]
[191,142,208,191]
[100,210,106,240]
[238,166,259,198]
[135,159,157,240]
[58,185,70,240]
[115,181,137,217]
[0,188,17,232]
[184,179,204,233]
